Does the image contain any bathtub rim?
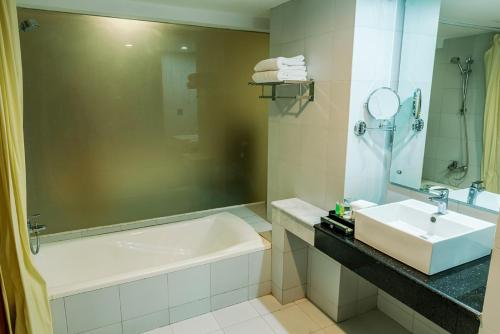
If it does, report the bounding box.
[39,212,271,299]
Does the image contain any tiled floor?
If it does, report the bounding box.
[143,295,410,334]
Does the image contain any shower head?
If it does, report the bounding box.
[465,57,474,65]
[19,19,40,32]
[450,56,466,74]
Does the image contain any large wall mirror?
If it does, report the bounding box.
[390,0,500,213]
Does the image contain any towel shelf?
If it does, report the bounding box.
[248,80,314,102]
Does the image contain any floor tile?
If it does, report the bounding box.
[328,310,410,334]
[222,317,275,334]
[212,301,259,328]
[249,295,291,316]
[263,305,321,334]
[142,326,174,334]
[170,313,220,334]
[295,299,334,328]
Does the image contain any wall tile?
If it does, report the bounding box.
[122,309,170,334]
[412,312,449,334]
[377,290,414,332]
[211,288,249,311]
[305,32,334,81]
[65,287,121,334]
[303,0,336,37]
[119,275,169,320]
[169,298,211,324]
[50,298,68,334]
[80,323,122,334]
[308,247,341,304]
[248,281,272,299]
[168,265,210,307]
[249,250,272,284]
[272,248,284,290]
[211,255,249,295]
[282,284,307,304]
[282,248,308,290]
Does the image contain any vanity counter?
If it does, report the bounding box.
[314,223,490,334]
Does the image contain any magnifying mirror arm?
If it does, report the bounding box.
[354,120,396,136]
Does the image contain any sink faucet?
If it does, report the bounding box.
[467,180,485,205]
[429,188,449,215]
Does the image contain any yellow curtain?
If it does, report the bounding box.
[482,34,500,193]
[0,0,53,333]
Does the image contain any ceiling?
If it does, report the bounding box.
[133,0,289,17]
[440,0,500,29]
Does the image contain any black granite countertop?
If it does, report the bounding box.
[314,223,491,334]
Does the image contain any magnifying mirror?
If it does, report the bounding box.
[365,87,400,120]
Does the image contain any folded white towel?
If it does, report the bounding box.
[254,55,305,72]
[252,70,307,83]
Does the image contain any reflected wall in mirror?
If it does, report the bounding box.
[390,1,500,213]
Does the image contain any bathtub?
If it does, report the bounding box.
[37,212,272,334]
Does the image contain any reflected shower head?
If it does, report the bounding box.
[450,56,466,74]
[19,19,40,32]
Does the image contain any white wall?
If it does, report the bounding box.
[16,0,270,32]
[266,0,356,217]
[344,0,406,204]
[389,0,441,190]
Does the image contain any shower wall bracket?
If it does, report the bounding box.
[248,80,315,101]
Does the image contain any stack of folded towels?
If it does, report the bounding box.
[252,55,307,83]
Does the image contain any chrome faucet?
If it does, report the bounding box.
[429,188,449,215]
[467,180,485,205]
[27,214,47,255]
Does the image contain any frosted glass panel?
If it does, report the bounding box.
[19,8,269,233]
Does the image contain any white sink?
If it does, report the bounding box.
[355,199,495,275]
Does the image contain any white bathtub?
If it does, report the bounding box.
[35,212,270,299]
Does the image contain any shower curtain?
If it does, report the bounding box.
[0,0,53,333]
[483,34,500,192]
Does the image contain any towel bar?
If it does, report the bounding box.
[248,80,315,102]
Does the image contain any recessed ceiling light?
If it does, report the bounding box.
[124,43,133,47]
[180,45,189,51]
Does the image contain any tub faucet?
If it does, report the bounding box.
[429,188,449,215]
[27,214,46,255]
[467,180,485,205]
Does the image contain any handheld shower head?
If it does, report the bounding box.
[450,57,465,74]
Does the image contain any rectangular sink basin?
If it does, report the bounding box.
[355,199,495,275]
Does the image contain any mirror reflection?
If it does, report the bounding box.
[366,87,401,120]
[391,13,500,212]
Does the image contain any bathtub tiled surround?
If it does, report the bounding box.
[50,250,271,334]
[40,202,271,244]
[271,198,378,321]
